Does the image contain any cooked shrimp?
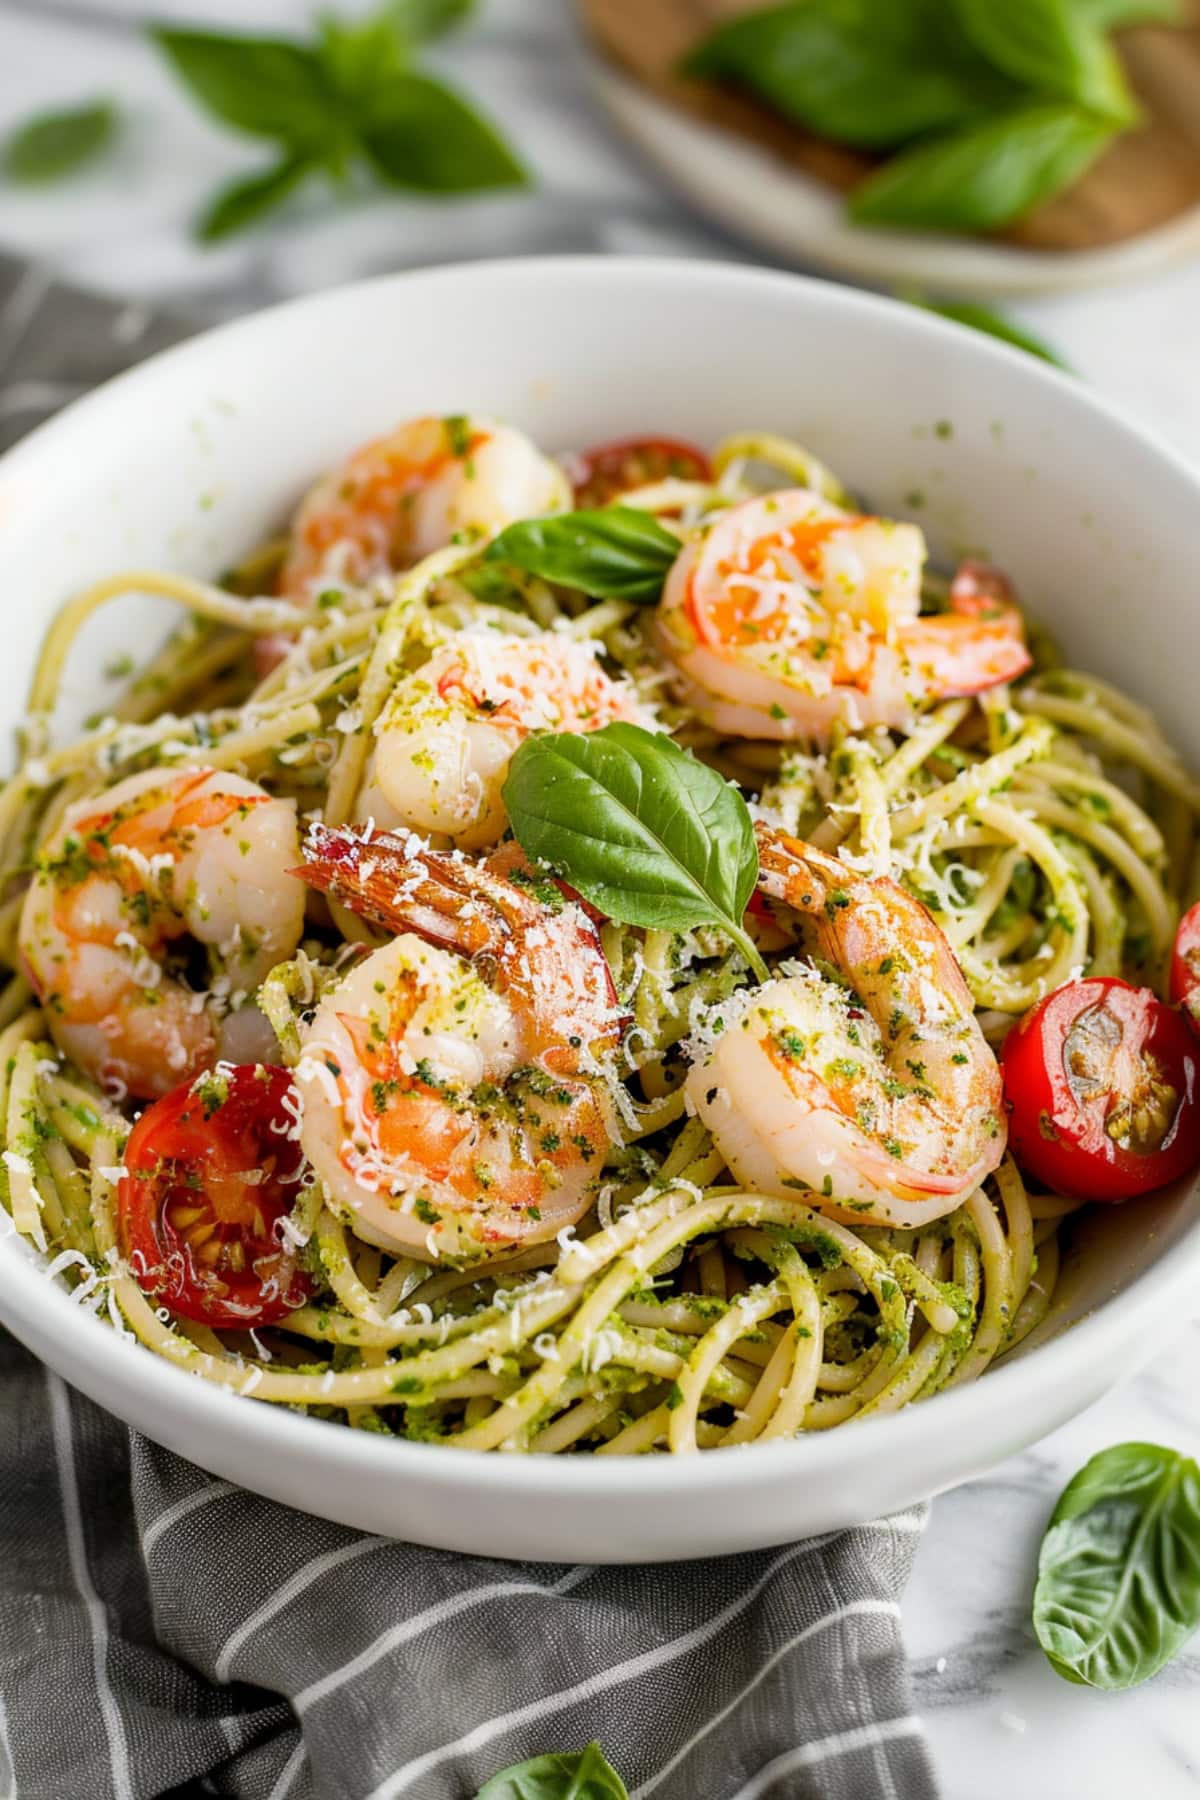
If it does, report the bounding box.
[278,414,570,599]
[686,823,1006,1228]
[294,824,624,1260]
[19,768,306,1100]
[358,630,654,848]
[655,490,1030,743]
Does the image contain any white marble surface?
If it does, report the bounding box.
[3,2,1200,1794]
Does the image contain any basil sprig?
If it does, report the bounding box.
[3,101,116,184]
[684,0,1170,234]
[475,1740,628,1798]
[1033,1442,1200,1689]
[502,723,768,980]
[153,1,524,243]
[485,507,682,605]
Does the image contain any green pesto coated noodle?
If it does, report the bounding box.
[1,419,1193,1456]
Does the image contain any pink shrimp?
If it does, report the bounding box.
[292,825,626,1261]
[686,823,1006,1229]
[19,768,305,1098]
[278,415,570,600]
[361,630,654,849]
[655,490,1030,743]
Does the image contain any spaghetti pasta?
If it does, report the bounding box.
[1,420,1195,1456]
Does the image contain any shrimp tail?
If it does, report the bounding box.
[296,822,505,959]
[753,823,845,912]
[753,822,976,1016]
[914,558,1031,695]
[297,823,628,1027]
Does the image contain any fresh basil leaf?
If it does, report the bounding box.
[502,723,767,977]
[953,0,1136,121]
[3,101,116,184]
[458,562,530,609]
[485,508,680,604]
[1033,1442,1200,1690]
[682,0,1015,150]
[319,0,473,101]
[1072,0,1179,25]
[318,11,410,104]
[475,1740,629,1799]
[850,103,1114,231]
[390,0,476,43]
[907,297,1070,367]
[196,155,314,242]
[151,27,343,149]
[359,72,525,191]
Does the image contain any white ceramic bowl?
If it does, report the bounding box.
[0,258,1196,1562]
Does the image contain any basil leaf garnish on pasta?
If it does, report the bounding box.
[502,722,768,979]
[485,507,681,604]
[475,1741,629,1798]
[1033,1442,1200,1689]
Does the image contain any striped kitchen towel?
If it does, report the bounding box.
[0,255,938,1800]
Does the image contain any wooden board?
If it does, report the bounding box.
[581,0,1200,251]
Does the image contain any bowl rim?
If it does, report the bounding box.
[1,252,1198,1505]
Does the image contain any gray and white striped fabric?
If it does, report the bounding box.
[0,256,939,1800]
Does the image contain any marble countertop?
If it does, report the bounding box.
[2,2,1200,1794]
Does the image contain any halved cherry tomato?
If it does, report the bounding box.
[1170,902,1200,1036]
[1002,977,1200,1202]
[569,435,712,509]
[744,885,797,953]
[118,1064,311,1326]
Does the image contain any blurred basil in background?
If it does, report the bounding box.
[1,0,525,241]
[683,0,1179,231]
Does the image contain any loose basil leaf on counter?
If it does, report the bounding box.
[360,73,526,191]
[389,0,476,42]
[850,102,1114,231]
[152,29,344,148]
[3,100,116,184]
[198,155,315,242]
[319,9,413,103]
[502,723,768,979]
[953,0,1137,122]
[485,508,681,604]
[907,297,1070,368]
[682,0,1015,150]
[1033,1442,1200,1690]
[475,1740,629,1799]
